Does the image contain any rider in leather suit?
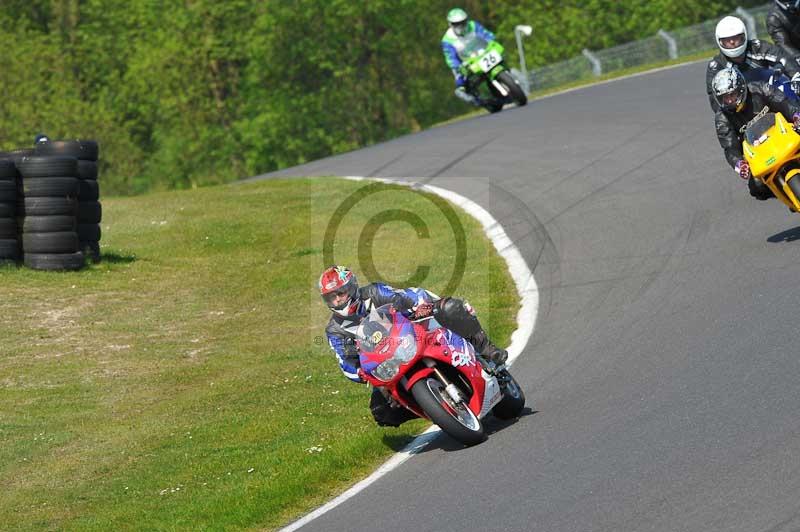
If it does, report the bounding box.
[319,265,508,426]
[768,0,800,58]
[706,16,800,112]
[712,68,800,200]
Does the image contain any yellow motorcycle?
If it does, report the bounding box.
[743,111,800,211]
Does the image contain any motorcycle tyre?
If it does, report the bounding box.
[484,100,504,114]
[496,70,527,107]
[411,376,487,446]
[787,175,800,208]
[492,369,526,419]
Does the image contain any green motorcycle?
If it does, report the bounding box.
[459,36,527,113]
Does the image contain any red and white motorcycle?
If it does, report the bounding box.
[356,304,525,446]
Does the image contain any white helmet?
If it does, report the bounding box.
[447,8,469,37]
[715,16,748,59]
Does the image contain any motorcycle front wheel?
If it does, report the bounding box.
[411,376,487,446]
[496,70,527,107]
[786,175,800,209]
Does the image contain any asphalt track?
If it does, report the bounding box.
[266,61,800,531]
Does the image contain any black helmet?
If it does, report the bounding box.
[712,68,748,113]
[776,0,800,13]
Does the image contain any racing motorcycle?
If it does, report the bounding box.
[356,304,525,446]
[742,67,799,102]
[743,110,800,211]
[458,35,527,113]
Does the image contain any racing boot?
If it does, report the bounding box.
[433,297,508,366]
[370,388,418,427]
[454,87,480,106]
[467,329,508,366]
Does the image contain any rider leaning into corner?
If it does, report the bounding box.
[441,7,496,107]
[711,68,800,200]
[706,16,800,112]
[318,265,508,427]
[768,0,800,58]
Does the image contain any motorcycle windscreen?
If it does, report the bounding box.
[356,304,417,376]
[745,113,776,145]
[458,34,489,60]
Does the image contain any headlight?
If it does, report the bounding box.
[373,335,417,381]
[374,359,401,381]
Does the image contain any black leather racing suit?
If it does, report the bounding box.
[715,81,800,199]
[706,39,800,111]
[768,4,800,59]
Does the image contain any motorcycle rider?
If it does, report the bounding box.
[319,265,508,427]
[768,1,800,59]
[712,67,800,200]
[706,16,800,111]
[441,7,497,106]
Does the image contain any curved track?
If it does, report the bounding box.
[267,61,800,531]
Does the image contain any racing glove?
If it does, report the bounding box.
[793,112,800,132]
[735,159,751,180]
[412,302,433,318]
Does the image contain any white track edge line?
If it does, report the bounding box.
[279,176,539,531]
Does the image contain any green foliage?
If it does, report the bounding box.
[491,0,765,68]
[0,1,763,194]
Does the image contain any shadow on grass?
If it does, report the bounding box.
[100,251,137,264]
[382,433,422,452]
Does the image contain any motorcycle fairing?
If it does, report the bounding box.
[743,111,800,210]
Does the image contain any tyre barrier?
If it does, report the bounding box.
[0,159,18,263]
[17,154,82,270]
[0,139,103,270]
[35,140,103,263]
[33,140,103,264]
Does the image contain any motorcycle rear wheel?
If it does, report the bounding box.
[411,376,487,446]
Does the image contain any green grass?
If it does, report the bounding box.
[434,50,713,127]
[0,177,518,531]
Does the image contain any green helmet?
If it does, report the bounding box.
[447,8,469,36]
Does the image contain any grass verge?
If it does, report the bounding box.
[0,177,518,531]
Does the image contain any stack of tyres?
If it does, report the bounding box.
[0,160,19,263]
[17,156,84,271]
[34,140,100,262]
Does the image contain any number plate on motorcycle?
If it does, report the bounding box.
[479,51,502,72]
